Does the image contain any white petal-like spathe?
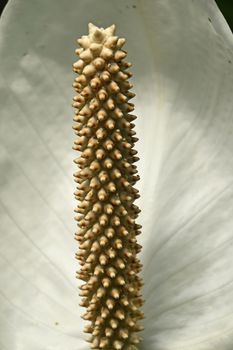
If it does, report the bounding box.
[0,0,233,349]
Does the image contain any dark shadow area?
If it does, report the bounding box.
[216,0,233,32]
[0,0,8,17]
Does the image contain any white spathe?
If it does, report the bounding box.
[0,0,233,349]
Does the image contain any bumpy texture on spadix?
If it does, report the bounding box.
[72,23,144,350]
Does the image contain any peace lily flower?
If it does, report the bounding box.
[0,0,233,349]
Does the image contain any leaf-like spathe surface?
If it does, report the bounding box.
[0,0,233,349]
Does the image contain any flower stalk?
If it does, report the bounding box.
[72,23,144,350]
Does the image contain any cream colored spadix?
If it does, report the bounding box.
[73,23,144,350]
